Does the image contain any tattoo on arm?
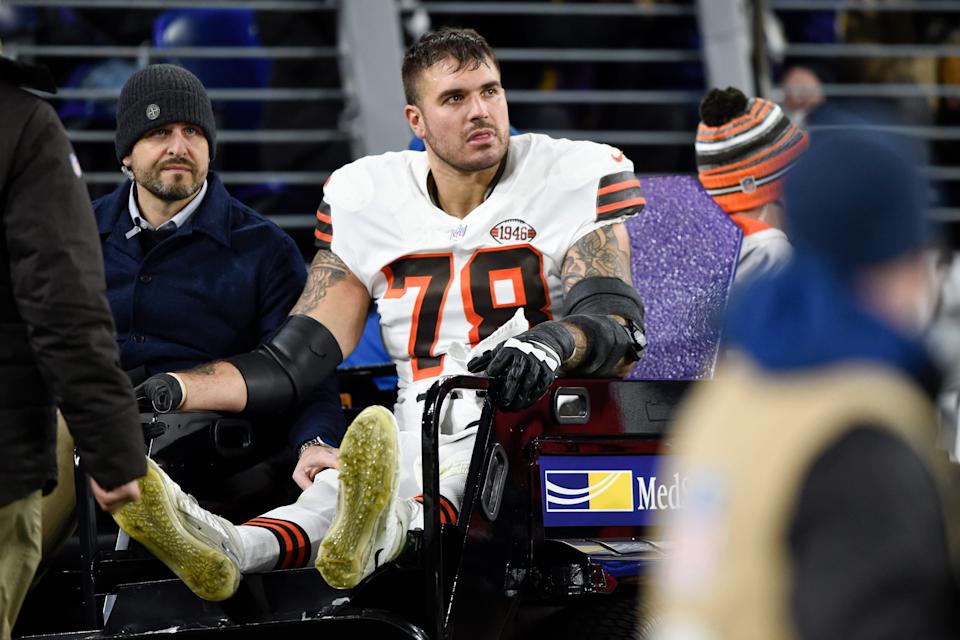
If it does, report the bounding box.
[560,224,636,374]
[189,362,219,376]
[561,223,632,294]
[291,250,351,315]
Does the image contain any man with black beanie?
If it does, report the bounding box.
[0,53,146,640]
[93,64,345,520]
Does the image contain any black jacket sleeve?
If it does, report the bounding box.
[287,374,347,454]
[4,99,145,489]
[789,427,960,640]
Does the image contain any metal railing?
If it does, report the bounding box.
[46,87,344,101]
[82,171,331,187]
[506,89,702,105]
[771,0,960,11]
[769,0,960,219]
[772,84,960,100]
[420,1,696,16]
[3,44,337,60]
[66,129,349,144]
[3,0,347,239]
[784,43,960,59]
[3,0,335,9]
[496,47,702,63]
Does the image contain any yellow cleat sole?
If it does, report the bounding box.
[113,459,240,601]
[316,405,398,589]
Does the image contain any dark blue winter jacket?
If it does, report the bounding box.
[94,172,345,449]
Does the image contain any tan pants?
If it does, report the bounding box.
[0,491,41,640]
[40,414,75,564]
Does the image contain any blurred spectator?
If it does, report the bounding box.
[653,121,960,639]
[779,65,824,126]
[841,8,936,126]
[695,87,808,290]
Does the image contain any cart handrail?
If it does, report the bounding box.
[419,375,492,640]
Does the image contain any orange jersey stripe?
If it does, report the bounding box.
[315,229,333,243]
[316,210,332,223]
[596,196,646,215]
[597,178,641,196]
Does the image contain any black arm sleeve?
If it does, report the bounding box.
[5,100,145,488]
[789,427,960,640]
[228,314,343,414]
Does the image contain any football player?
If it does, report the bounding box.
[119,27,647,599]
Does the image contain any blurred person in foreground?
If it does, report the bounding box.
[652,125,960,639]
[695,87,808,291]
[0,52,145,639]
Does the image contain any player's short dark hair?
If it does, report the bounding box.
[402,27,499,106]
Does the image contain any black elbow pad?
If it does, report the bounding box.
[562,276,644,326]
[227,315,343,414]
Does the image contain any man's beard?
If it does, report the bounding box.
[424,123,507,173]
[135,160,204,202]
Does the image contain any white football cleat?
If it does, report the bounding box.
[113,457,243,601]
[316,405,413,589]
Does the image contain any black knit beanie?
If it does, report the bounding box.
[115,64,216,164]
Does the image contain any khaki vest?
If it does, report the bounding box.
[651,359,955,640]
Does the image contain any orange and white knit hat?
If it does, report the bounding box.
[695,87,809,214]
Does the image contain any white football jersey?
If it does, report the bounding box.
[315,133,644,396]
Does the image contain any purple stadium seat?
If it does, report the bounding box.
[626,175,741,380]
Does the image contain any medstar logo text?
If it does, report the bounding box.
[540,455,686,527]
[637,472,688,511]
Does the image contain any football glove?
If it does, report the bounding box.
[135,373,184,414]
[468,321,574,412]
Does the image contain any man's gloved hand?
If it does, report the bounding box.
[468,321,575,412]
[135,373,184,413]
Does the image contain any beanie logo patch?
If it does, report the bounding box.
[739,176,757,193]
[146,103,161,120]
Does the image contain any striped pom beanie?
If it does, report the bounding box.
[695,87,809,214]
